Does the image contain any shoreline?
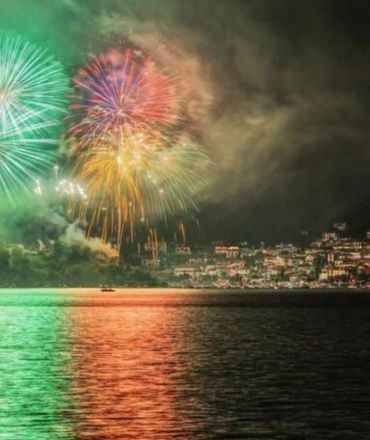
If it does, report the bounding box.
[0,287,368,293]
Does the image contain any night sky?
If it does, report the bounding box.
[1,0,369,245]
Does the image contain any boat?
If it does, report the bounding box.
[100,287,116,292]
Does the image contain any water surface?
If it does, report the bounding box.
[0,289,369,439]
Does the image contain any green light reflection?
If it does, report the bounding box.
[0,290,76,440]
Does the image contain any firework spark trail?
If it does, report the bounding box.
[69,48,209,250]
[71,132,209,249]
[0,36,68,201]
[0,37,67,133]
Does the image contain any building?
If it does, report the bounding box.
[322,232,338,242]
[175,244,192,255]
[319,266,349,281]
[173,263,200,277]
[214,246,240,259]
[333,222,347,231]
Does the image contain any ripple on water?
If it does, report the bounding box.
[0,289,369,439]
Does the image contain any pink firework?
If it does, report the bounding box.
[70,49,181,147]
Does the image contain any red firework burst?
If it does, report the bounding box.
[69,49,181,148]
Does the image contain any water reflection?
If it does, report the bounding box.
[68,306,199,439]
[0,302,75,439]
[0,291,209,439]
[1,289,370,439]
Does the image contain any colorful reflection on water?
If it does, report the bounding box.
[68,306,197,438]
[0,289,206,439]
[0,294,75,439]
[1,289,370,439]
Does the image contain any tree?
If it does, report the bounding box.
[0,243,10,271]
[312,255,326,280]
[0,243,10,284]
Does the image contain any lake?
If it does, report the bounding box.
[0,289,369,439]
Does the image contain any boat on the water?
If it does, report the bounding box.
[100,287,116,292]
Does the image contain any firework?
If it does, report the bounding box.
[0,118,61,201]
[69,48,209,250]
[69,49,180,148]
[71,133,209,248]
[0,36,68,201]
[56,179,87,200]
[0,36,68,134]
[34,178,87,200]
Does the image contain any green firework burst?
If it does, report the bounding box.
[0,36,69,202]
